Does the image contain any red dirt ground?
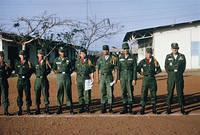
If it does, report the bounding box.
[0,71,200,135]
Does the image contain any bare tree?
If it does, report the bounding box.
[0,12,71,50]
[60,18,122,50]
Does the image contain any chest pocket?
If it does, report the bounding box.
[36,63,46,75]
[167,57,174,66]
[78,61,90,75]
[18,63,29,75]
[0,66,6,76]
[56,60,70,72]
[127,58,134,67]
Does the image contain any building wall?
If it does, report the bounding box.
[153,25,200,70]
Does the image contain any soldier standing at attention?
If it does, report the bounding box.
[15,50,33,115]
[53,47,74,114]
[75,48,95,113]
[118,43,137,114]
[137,48,161,115]
[96,45,118,113]
[33,49,51,115]
[165,43,186,115]
[0,51,12,116]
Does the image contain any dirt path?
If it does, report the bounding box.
[0,72,199,135]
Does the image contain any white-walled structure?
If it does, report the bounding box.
[123,20,200,70]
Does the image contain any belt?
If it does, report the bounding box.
[144,75,154,77]
[101,73,112,76]
[58,72,67,74]
[36,76,45,79]
[18,75,26,79]
[121,69,132,72]
[78,74,85,77]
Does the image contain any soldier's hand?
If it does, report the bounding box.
[132,80,136,86]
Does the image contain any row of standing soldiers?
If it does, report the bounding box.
[0,42,186,116]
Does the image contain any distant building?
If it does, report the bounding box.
[123,20,200,70]
[0,32,78,68]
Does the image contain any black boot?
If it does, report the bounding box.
[17,107,22,116]
[129,104,134,114]
[101,104,107,114]
[108,104,113,113]
[45,105,50,114]
[120,104,128,114]
[27,105,32,115]
[152,104,157,114]
[4,107,11,116]
[140,106,145,115]
[79,105,85,113]
[181,106,187,115]
[166,105,171,114]
[69,105,74,114]
[86,104,90,113]
[56,106,62,114]
[35,104,40,115]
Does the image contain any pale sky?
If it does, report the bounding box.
[0,0,200,50]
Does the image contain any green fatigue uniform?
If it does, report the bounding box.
[165,43,186,114]
[33,50,51,114]
[53,47,73,114]
[97,45,117,113]
[137,48,161,114]
[118,43,137,114]
[15,51,33,115]
[75,55,95,113]
[0,51,12,115]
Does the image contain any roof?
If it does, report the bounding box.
[0,32,80,50]
[123,20,200,42]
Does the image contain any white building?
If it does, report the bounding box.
[123,20,200,70]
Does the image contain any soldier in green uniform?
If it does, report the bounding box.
[15,50,33,115]
[118,43,137,114]
[53,47,74,114]
[33,49,51,115]
[0,51,12,116]
[137,48,161,115]
[165,43,186,115]
[75,48,95,113]
[96,45,118,113]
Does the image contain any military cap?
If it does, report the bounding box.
[122,42,129,49]
[0,51,4,57]
[80,48,87,54]
[59,47,65,52]
[103,45,109,50]
[171,43,179,49]
[37,49,44,55]
[19,50,25,56]
[146,48,153,54]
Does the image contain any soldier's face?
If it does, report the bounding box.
[59,51,65,57]
[172,48,178,54]
[123,49,129,55]
[19,55,24,60]
[0,56,4,62]
[37,54,43,59]
[145,52,152,59]
[103,50,109,55]
[80,52,86,58]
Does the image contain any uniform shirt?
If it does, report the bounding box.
[53,57,73,75]
[96,54,117,75]
[75,58,95,79]
[0,62,12,79]
[33,59,51,77]
[137,56,161,76]
[165,53,186,74]
[118,54,137,80]
[15,59,33,78]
